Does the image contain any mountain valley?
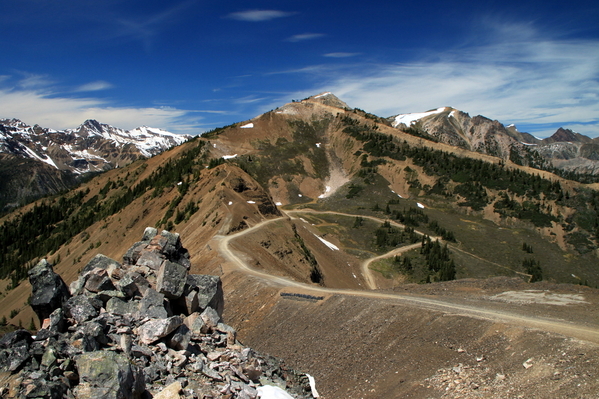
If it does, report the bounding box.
[1,93,599,398]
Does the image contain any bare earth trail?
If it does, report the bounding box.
[215,210,599,345]
[286,208,441,290]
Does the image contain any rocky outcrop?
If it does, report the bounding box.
[1,228,313,398]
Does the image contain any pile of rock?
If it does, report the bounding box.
[0,228,313,399]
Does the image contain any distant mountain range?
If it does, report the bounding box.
[0,118,189,210]
[389,107,599,175]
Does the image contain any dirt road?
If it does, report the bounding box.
[216,211,599,345]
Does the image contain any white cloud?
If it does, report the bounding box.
[17,73,54,89]
[0,88,195,134]
[323,52,360,58]
[292,35,599,136]
[286,33,325,42]
[226,10,295,22]
[74,81,113,92]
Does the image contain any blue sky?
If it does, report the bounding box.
[1,0,598,138]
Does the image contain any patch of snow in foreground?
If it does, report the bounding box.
[315,235,339,251]
[521,142,537,146]
[275,202,282,206]
[256,385,294,399]
[247,201,255,204]
[306,374,320,398]
[298,194,302,197]
[417,202,425,209]
[315,142,321,148]
[240,123,254,129]
[222,154,237,159]
[228,201,233,206]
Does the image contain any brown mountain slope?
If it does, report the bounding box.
[1,94,599,398]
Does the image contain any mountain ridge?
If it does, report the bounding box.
[0,118,189,211]
[1,93,599,398]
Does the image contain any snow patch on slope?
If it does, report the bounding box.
[392,107,448,128]
[315,234,339,251]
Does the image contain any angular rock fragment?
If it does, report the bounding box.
[28,259,70,323]
[65,295,102,324]
[157,261,187,300]
[135,250,164,271]
[138,316,184,345]
[82,254,121,275]
[106,297,139,316]
[123,241,149,265]
[84,268,117,293]
[200,307,221,331]
[186,275,224,316]
[75,351,145,399]
[167,324,191,351]
[139,289,170,319]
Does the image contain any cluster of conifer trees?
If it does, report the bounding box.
[0,139,206,284]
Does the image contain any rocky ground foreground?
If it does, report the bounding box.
[0,228,317,399]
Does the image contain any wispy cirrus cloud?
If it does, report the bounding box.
[286,33,325,42]
[285,25,599,137]
[74,81,113,92]
[111,1,196,51]
[323,52,360,58]
[226,10,295,22]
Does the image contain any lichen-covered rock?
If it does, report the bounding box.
[28,259,70,323]
[74,351,145,399]
[65,295,102,324]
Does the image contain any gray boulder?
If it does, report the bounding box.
[84,268,116,293]
[156,261,187,300]
[123,242,148,265]
[81,254,121,275]
[65,295,102,324]
[28,259,71,323]
[138,289,170,319]
[138,316,183,345]
[186,275,224,316]
[106,297,139,316]
[135,250,164,271]
[167,324,191,351]
[141,227,158,242]
[74,351,145,399]
[200,307,221,331]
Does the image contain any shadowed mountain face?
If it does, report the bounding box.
[0,118,189,211]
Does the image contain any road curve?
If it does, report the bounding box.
[215,210,599,345]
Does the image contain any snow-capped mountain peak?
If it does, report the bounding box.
[0,118,190,174]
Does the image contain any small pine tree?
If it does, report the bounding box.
[0,316,6,326]
[28,317,35,331]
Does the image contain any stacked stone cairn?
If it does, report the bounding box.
[0,228,313,398]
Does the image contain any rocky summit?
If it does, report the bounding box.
[0,228,314,399]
